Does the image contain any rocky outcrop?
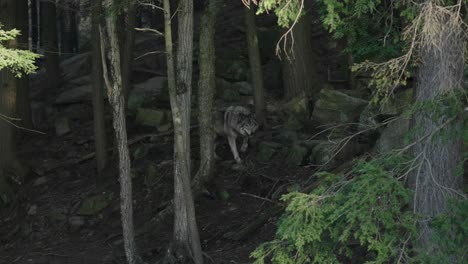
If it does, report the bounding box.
[312,88,368,125]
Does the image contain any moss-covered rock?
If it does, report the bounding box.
[374,118,410,154]
[257,141,282,162]
[135,108,166,128]
[78,192,113,216]
[312,88,368,125]
[286,143,308,166]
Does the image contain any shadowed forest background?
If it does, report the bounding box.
[0,0,467,263]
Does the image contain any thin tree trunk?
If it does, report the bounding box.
[32,0,39,51]
[194,0,222,193]
[100,0,141,263]
[409,11,465,250]
[163,0,203,263]
[92,0,108,178]
[60,3,75,55]
[244,5,266,126]
[16,0,33,129]
[119,1,136,108]
[281,11,321,105]
[0,0,18,179]
[41,0,60,99]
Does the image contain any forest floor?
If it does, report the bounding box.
[0,111,314,264]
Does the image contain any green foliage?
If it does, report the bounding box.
[0,25,39,77]
[255,0,304,28]
[416,199,468,264]
[252,155,416,263]
[318,0,413,62]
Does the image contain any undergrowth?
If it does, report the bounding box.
[251,153,467,263]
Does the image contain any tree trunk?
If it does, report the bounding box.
[60,3,75,55]
[16,0,33,129]
[100,0,141,263]
[244,5,266,126]
[281,11,321,105]
[41,0,60,99]
[409,11,465,251]
[92,0,108,178]
[0,0,18,180]
[119,1,136,108]
[163,0,203,263]
[31,0,39,52]
[194,0,222,194]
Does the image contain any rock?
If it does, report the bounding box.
[286,143,308,166]
[234,81,253,96]
[67,74,91,87]
[132,76,167,97]
[135,108,167,128]
[55,116,71,136]
[312,88,368,125]
[217,57,249,81]
[27,205,38,215]
[68,216,86,228]
[128,77,168,112]
[144,164,159,187]
[55,85,92,104]
[375,118,410,153]
[61,103,93,121]
[257,141,282,162]
[310,139,367,170]
[78,192,113,216]
[221,86,241,102]
[60,52,91,82]
[33,176,49,186]
[157,123,172,132]
[359,89,413,130]
[380,88,413,116]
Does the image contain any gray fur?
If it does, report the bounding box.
[213,106,259,163]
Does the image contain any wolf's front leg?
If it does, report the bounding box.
[240,137,249,153]
[227,136,242,163]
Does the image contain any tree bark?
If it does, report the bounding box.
[91,0,108,178]
[163,0,203,263]
[244,5,266,126]
[16,0,33,129]
[0,0,18,180]
[281,11,321,105]
[100,0,141,263]
[30,0,39,52]
[119,1,136,108]
[59,2,76,55]
[41,0,60,98]
[194,0,222,195]
[409,10,465,251]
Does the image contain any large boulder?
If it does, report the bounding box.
[135,108,171,129]
[310,139,367,170]
[60,52,91,82]
[312,88,368,125]
[128,77,168,112]
[216,57,249,81]
[55,85,92,104]
[374,118,410,153]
